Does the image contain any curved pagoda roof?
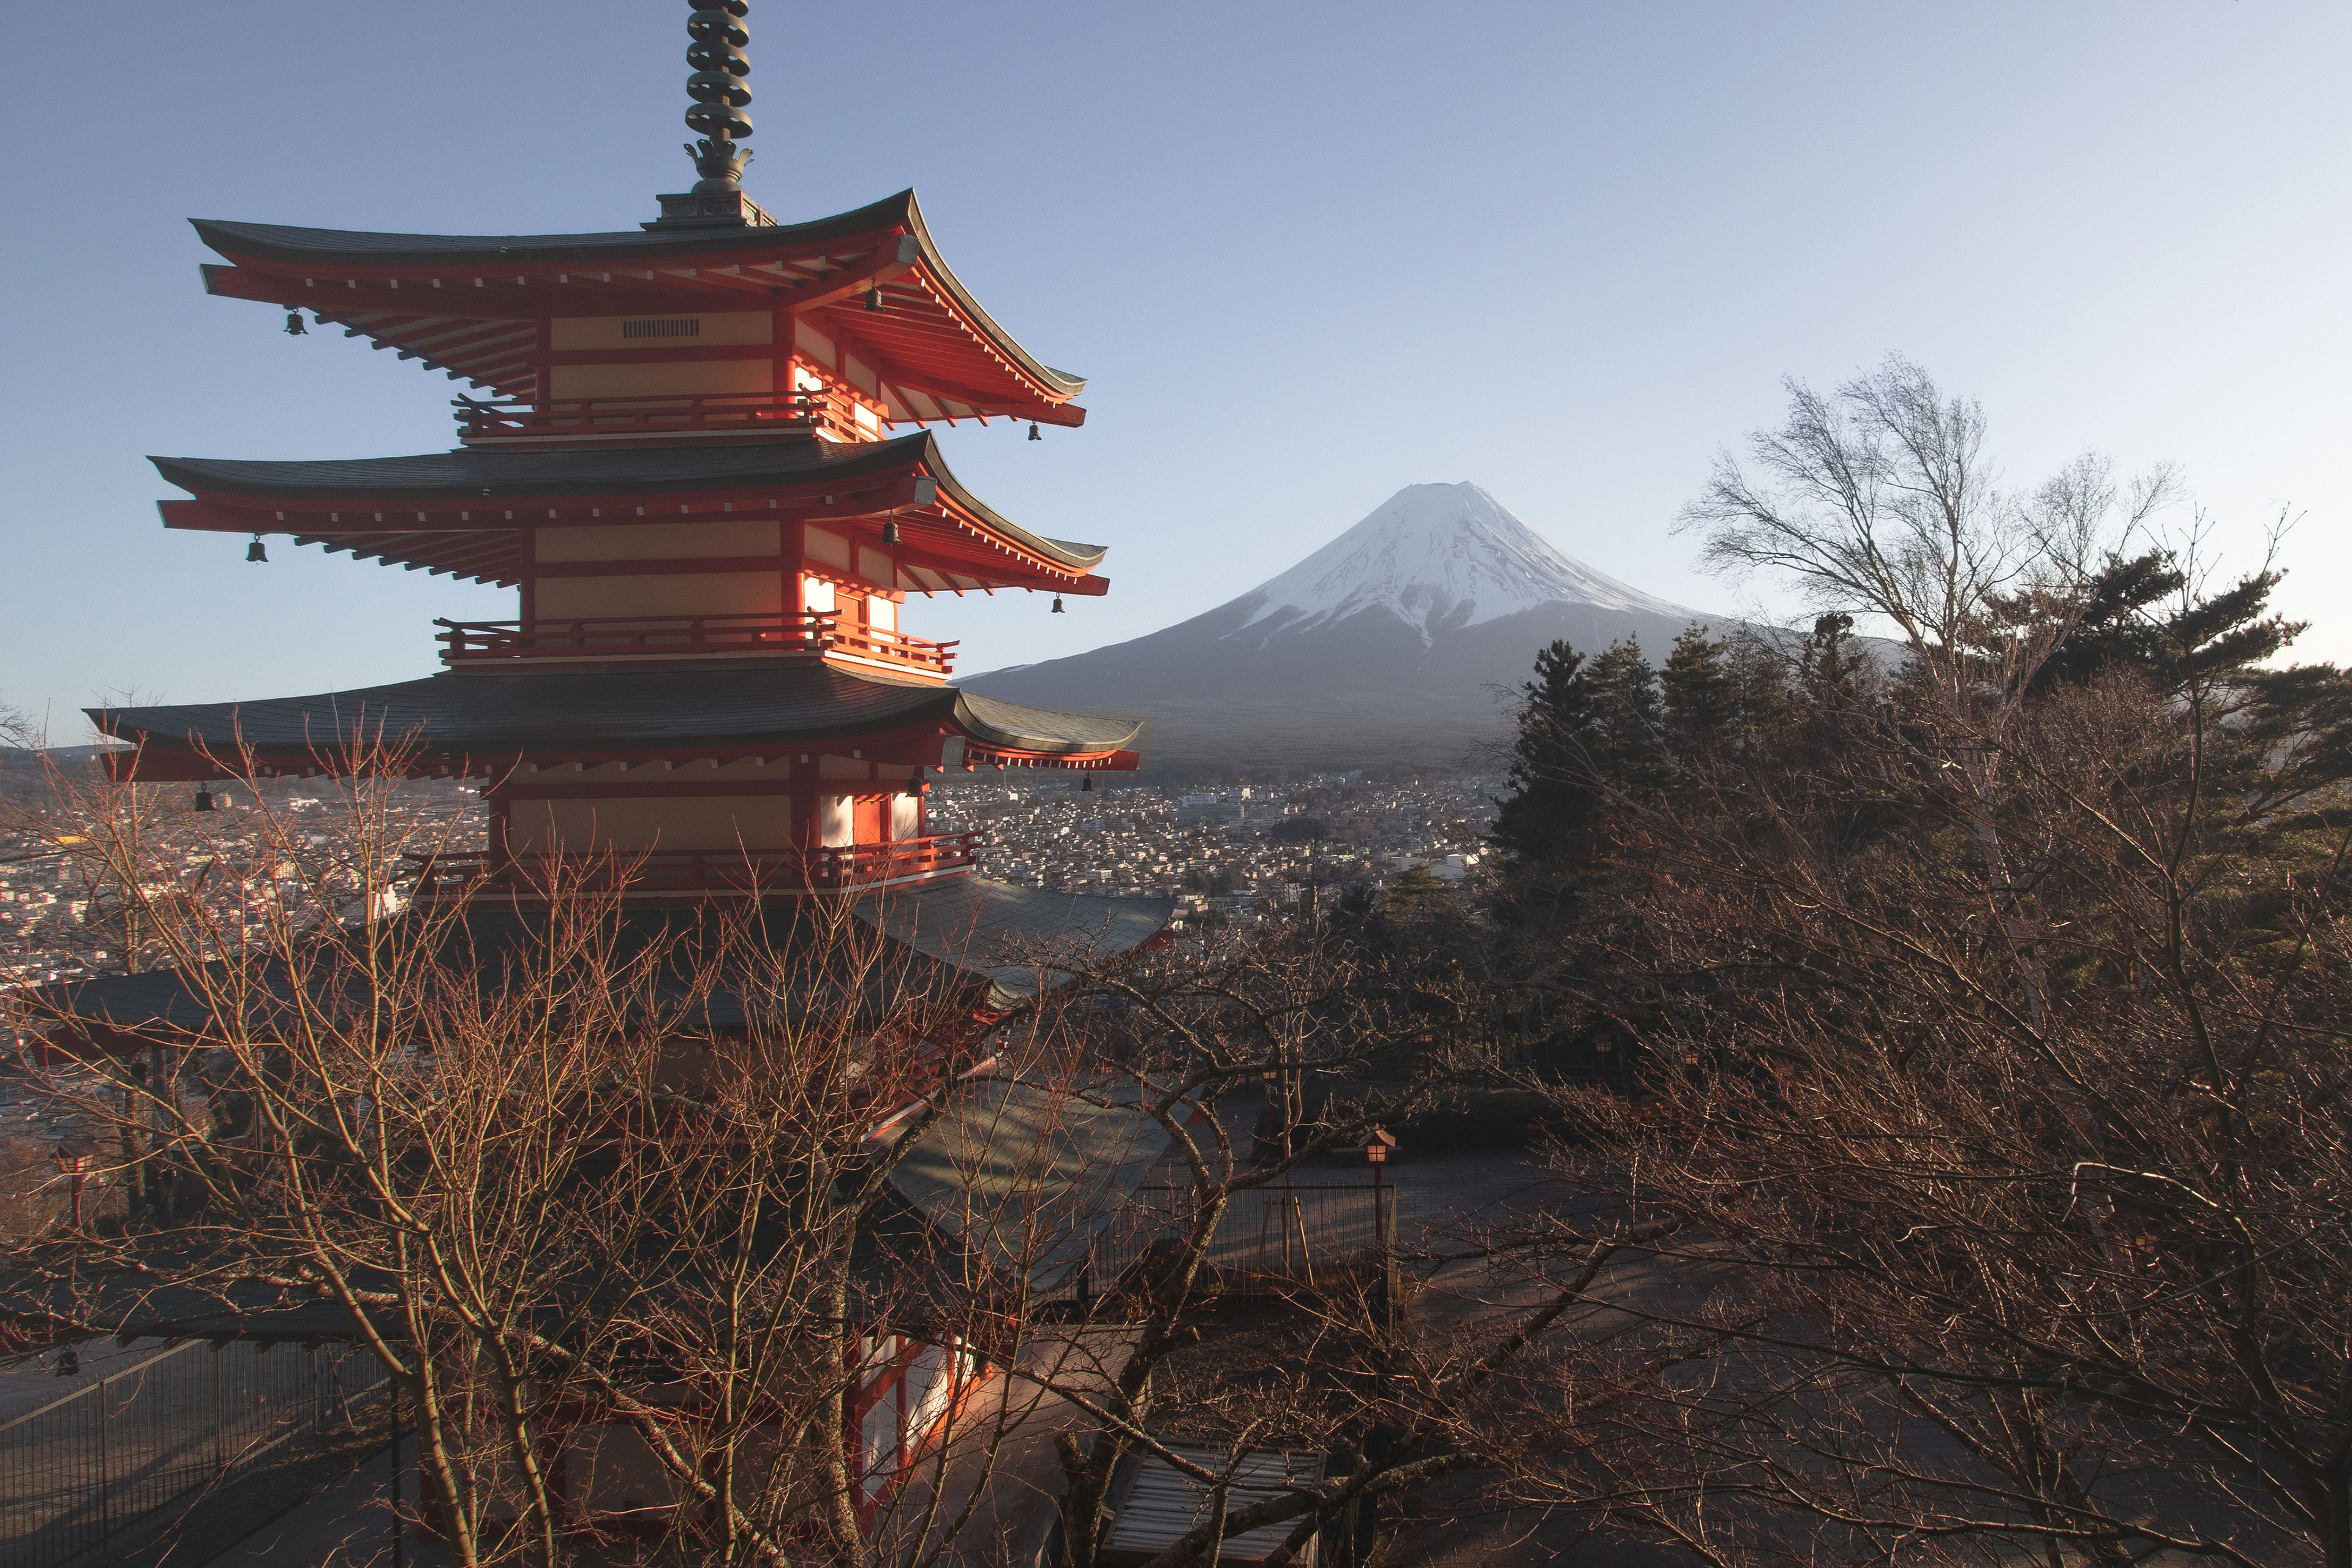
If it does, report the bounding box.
[89,664,1144,781]
[151,432,1107,595]
[194,190,1085,425]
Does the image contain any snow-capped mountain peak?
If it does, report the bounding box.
[1228,482,1694,647]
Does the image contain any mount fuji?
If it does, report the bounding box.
[965,484,1720,777]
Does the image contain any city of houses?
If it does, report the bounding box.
[0,772,1495,989]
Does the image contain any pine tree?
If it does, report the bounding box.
[1662,626,1741,759]
[1490,637,1668,868]
[1588,638,1671,798]
[1490,640,1602,868]
[2024,549,2185,690]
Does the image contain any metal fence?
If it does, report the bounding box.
[1081,1182,1399,1299]
[0,1337,388,1568]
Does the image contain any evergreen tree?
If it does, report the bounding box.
[1588,638,1672,798]
[1490,640,1602,867]
[2024,549,2185,690]
[1383,864,1455,922]
[1490,637,1668,869]
[1662,626,1741,758]
[2025,549,2351,810]
[1796,612,1866,709]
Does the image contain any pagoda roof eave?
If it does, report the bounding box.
[191,189,1085,408]
[148,434,1109,579]
[190,192,928,270]
[85,666,1146,779]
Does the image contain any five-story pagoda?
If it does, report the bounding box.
[96,1,1150,925]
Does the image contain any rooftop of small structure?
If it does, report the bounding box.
[88,662,1144,761]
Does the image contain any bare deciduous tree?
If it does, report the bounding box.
[1679,355,2176,1026]
[1510,552,2352,1564]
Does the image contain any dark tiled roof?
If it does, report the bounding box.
[153,434,915,500]
[26,900,982,1047]
[885,1077,1171,1297]
[24,963,240,1035]
[89,665,1144,760]
[190,190,1085,399]
[856,878,1174,1005]
[27,881,1169,1045]
[956,693,1146,756]
[0,1259,382,1348]
[193,192,924,268]
[150,434,1107,573]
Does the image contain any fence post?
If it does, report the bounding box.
[1379,1187,1401,1332]
[94,1367,109,1540]
[389,1361,404,1568]
[1325,1436,1363,1568]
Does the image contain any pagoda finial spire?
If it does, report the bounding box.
[647,2,775,228]
[684,1,753,188]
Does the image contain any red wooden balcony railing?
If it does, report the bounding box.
[432,612,957,675]
[403,832,981,899]
[453,386,884,444]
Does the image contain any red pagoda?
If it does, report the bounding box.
[94,7,1150,921]
[13,10,1177,1543]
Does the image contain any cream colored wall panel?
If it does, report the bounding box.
[536,519,780,564]
[550,312,773,350]
[804,527,851,570]
[794,320,837,368]
[512,795,799,854]
[533,571,782,619]
[548,360,774,399]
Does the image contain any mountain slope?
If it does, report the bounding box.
[1232,482,1689,644]
[966,483,1718,777]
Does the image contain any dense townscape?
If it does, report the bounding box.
[932,773,1493,921]
[0,770,1496,988]
[0,771,476,989]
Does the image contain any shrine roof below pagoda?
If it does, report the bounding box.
[89,664,1144,764]
[151,432,1106,573]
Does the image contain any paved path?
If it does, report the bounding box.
[1353,1149,1716,1566]
[198,1436,434,1568]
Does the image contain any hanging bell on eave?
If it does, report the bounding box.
[1027,422,1041,441]
[246,534,269,564]
[1052,596,1065,614]
[881,518,901,545]
[864,285,884,312]
[192,788,214,812]
[1081,775,1094,792]
[284,311,307,336]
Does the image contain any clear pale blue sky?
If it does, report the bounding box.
[4,2,2346,738]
